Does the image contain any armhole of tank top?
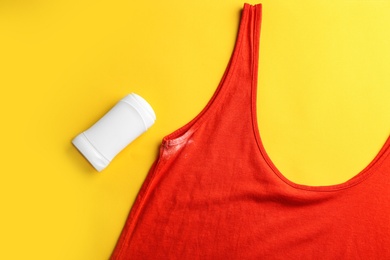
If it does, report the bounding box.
[162,4,258,147]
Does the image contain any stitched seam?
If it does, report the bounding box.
[162,4,249,146]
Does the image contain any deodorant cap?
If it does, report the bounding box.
[72,93,156,171]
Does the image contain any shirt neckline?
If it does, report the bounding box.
[253,123,390,191]
[249,6,390,192]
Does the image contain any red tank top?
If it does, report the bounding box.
[111,3,390,259]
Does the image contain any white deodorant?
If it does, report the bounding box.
[72,93,156,171]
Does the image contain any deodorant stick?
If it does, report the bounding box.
[72,93,156,172]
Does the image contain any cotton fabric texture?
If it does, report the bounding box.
[111,3,390,259]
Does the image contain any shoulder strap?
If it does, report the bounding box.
[163,4,262,145]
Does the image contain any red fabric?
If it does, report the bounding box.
[111,3,390,259]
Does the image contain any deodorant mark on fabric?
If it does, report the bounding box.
[72,93,156,172]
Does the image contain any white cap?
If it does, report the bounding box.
[72,93,156,171]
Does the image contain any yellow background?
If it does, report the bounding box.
[0,0,389,259]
